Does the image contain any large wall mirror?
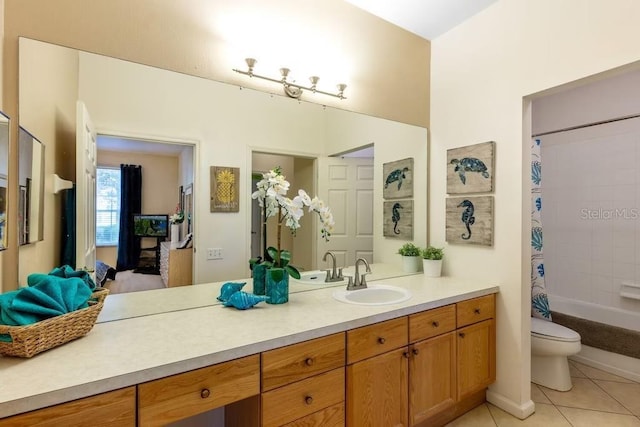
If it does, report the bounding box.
[0,112,9,250]
[17,127,45,245]
[19,37,428,321]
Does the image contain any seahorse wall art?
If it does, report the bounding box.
[383,158,414,200]
[383,200,413,239]
[446,141,495,194]
[445,196,493,246]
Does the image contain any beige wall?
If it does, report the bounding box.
[1,0,430,288]
[430,0,640,418]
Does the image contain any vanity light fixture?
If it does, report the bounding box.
[233,58,347,100]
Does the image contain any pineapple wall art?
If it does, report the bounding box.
[210,166,240,212]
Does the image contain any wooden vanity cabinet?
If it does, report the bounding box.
[346,317,409,427]
[408,305,457,426]
[0,387,136,427]
[456,295,496,401]
[261,333,346,427]
[137,354,260,427]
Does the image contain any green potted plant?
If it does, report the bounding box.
[421,246,444,277]
[397,242,422,273]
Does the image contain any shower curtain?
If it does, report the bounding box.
[531,138,551,320]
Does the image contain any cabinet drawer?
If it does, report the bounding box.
[0,387,136,427]
[457,294,495,328]
[282,402,345,427]
[262,368,345,427]
[138,354,259,427]
[409,304,456,342]
[262,333,345,392]
[347,317,408,364]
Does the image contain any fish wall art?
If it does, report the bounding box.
[447,141,495,194]
[383,158,414,199]
[445,196,493,246]
[383,200,413,239]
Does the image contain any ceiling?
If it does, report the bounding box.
[344,0,497,40]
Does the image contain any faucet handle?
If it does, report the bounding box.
[324,269,333,282]
[337,268,343,279]
[344,276,354,289]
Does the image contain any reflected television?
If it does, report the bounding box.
[133,214,168,238]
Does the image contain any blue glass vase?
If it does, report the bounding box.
[252,264,267,296]
[266,268,289,304]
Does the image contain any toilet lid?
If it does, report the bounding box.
[531,317,581,342]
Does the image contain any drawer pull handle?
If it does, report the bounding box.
[305,357,314,366]
[474,308,481,314]
[200,389,210,399]
[305,395,314,405]
[432,321,440,327]
[459,332,466,338]
[403,351,410,358]
[412,348,419,356]
[378,337,386,345]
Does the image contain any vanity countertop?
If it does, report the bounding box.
[0,273,499,419]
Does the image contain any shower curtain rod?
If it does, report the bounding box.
[532,113,640,137]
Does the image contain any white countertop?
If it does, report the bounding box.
[0,273,498,419]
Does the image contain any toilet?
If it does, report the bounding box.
[531,317,581,391]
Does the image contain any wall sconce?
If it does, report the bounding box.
[233,58,347,100]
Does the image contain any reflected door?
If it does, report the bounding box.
[317,157,374,268]
[76,101,97,276]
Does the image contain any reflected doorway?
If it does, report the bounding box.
[251,146,373,272]
[95,135,195,293]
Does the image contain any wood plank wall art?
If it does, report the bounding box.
[383,157,414,239]
[210,166,239,212]
[446,142,495,246]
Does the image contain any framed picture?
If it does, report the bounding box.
[383,200,413,239]
[383,157,413,199]
[210,166,240,212]
[447,141,495,194]
[446,196,493,246]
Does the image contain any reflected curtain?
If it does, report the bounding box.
[531,138,551,320]
[116,164,142,271]
[60,185,76,268]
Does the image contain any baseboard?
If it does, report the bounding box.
[571,345,640,382]
[486,390,535,420]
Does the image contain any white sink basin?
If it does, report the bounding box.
[332,284,412,306]
[292,270,346,286]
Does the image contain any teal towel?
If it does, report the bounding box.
[47,265,96,290]
[0,272,93,342]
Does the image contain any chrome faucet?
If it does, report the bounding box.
[346,258,371,291]
[322,251,344,283]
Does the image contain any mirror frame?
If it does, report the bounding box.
[0,111,9,250]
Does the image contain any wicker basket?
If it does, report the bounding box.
[0,287,109,358]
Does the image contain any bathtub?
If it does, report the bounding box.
[548,294,640,382]
[548,295,639,332]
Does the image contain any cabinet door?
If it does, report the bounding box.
[457,319,496,400]
[409,332,456,426]
[346,346,408,427]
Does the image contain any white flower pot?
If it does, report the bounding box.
[402,255,422,273]
[171,223,180,246]
[423,259,443,277]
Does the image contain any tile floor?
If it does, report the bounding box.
[446,360,640,427]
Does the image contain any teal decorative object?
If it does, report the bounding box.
[222,291,268,310]
[252,264,267,296]
[266,268,289,304]
[217,282,246,302]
